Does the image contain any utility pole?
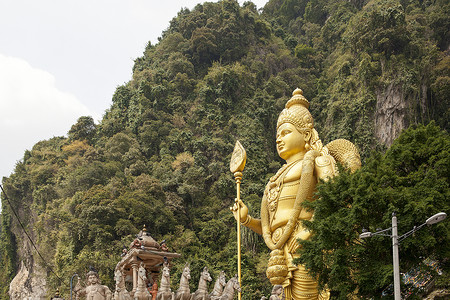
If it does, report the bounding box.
[392,213,401,300]
[360,212,447,300]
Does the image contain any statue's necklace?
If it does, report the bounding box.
[265,158,302,215]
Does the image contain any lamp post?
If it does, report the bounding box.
[359,212,446,300]
[70,273,79,300]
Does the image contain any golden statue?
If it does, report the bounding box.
[231,88,360,300]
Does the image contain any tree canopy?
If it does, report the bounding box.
[297,122,449,298]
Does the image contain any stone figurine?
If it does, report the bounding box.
[174,262,191,300]
[156,262,174,300]
[114,269,132,300]
[75,268,112,300]
[192,267,212,300]
[217,275,240,300]
[209,271,226,300]
[150,281,158,300]
[269,285,285,300]
[134,263,152,300]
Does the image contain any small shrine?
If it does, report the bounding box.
[115,225,181,296]
[73,225,240,300]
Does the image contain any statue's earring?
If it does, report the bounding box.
[305,142,311,151]
[304,131,312,151]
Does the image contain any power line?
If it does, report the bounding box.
[0,184,66,285]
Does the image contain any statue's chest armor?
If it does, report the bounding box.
[266,162,302,227]
[87,286,105,300]
[282,163,302,183]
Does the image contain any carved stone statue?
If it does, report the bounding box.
[134,263,152,300]
[192,266,212,300]
[156,262,174,300]
[217,275,240,300]
[76,269,112,300]
[150,281,158,300]
[209,271,226,300]
[269,285,285,300]
[174,262,191,300]
[113,269,132,300]
[231,89,361,299]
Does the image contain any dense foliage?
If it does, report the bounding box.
[0,0,448,298]
[297,122,449,298]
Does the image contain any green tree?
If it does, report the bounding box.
[68,116,97,143]
[0,202,16,299]
[297,122,449,298]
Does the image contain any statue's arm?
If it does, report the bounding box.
[314,155,336,181]
[230,199,262,235]
[104,286,113,300]
[73,278,84,297]
[242,214,262,235]
[283,154,335,252]
[76,288,86,298]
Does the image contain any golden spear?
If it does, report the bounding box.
[230,140,247,300]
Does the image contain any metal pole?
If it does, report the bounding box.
[230,140,246,300]
[392,214,401,300]
[360,212,447,299]
[70,273,78,300]
[235,172,243,300]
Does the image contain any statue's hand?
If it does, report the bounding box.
[230,198,248,223]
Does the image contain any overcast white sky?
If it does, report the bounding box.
[0,0,268,183]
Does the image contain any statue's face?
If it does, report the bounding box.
[276,123,306,161]
[88,274,99,285]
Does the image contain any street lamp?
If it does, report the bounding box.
[359,212,447,300]
[426,212,447,225]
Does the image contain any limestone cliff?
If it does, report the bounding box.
[375,83,429,146]
[8,239,47,300]
[375,84,408,146]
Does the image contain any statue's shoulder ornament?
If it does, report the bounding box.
[314,138,361,180]
[314,154,336,180]
[326,139,361,172]
[325,139,361,173]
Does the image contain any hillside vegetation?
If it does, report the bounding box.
[0,0,448,298]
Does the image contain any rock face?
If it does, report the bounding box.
[375,84,409,146]
[375,82,429,147]
[9,239,47,300]
[9,262,47,300]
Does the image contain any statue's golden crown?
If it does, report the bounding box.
[277,88,313,131]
